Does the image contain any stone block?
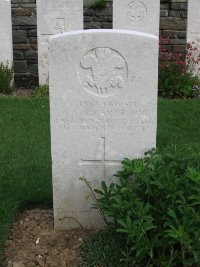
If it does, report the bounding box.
[28,63,38,74]
[170,10,181,17]
[27,29,37,37]
[160,10,168,17]
[13,44,31,50]
[25,50,37,59]
[163,30,178,38]
[13,30,27,43]
[171,3,187,10]
[181,11,187,18]
[14,60,28,73]
[13,50,24,60]
[14,73,38,88]
[12,15,36,26]
[160,17,186,30]
[160,3,169,10]
[178,31,186,38]
[13,7,34,16]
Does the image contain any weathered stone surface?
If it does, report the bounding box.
[12,14,36,26]
[25,50,37,59]
[13,50,24,60]
[27,29,37,37]
[14,60,28,73]
[113,0,160,36]
[160,10,168,17]
[171,3,187,10]
[37,0,83,85]
[0,0,13,67]
[163,30,178,38]
[187,0,200,77]
[49,29,158,229]
[28,63,38,73]
[160,17,186,30]
[178,31,186,38]
[13,30,27,43]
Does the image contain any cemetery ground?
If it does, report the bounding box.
[0,96,200,266]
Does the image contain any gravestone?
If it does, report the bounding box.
[49,29,158,229]
[0,0,13,67]
[187,0,200,77]
[37,0,83,85]
[113,0,160,36]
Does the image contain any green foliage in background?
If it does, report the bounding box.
[0,63,13,95]
[32,85,49,98]
[90,0,106,9]
[159,63,200,98]
[159,39,200,98]
[84,148,200,266]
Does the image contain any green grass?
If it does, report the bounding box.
[157,98,200,152]
[81,230,125,267]
[0,97,200,264]
[0,97,52,258]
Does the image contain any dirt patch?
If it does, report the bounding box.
[4,209,95,267]
[11,89,33,97]
[0,89,33,97]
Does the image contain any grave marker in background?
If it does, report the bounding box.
[0,0,13,67]
[49,29,158,229]
[113,0,160,36]
[187,0,200,77]
[37,0,83,85]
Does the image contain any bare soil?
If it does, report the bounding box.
[4,209,95,267]
[0,89,33,97]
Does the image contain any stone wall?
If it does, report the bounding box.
[160,0,187,55]
[11,0,187,88]
[12,0,37,88]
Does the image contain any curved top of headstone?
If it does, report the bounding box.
[49,29,158,42]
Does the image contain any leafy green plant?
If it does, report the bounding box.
[0,62,13,95]
[159,38,200,98]
[32,85,49,97]
[92,149,200,266]
[90,0,106,9]
[159,63,200,98]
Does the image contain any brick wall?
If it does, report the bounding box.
[11,0,188,88]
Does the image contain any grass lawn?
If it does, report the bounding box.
[0,97,52,257]
[0,97,200,260]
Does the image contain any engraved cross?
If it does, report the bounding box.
[81,137,121,179]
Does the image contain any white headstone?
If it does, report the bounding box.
[49,29,158,229]
[37,0,83,85]
[187,0,200,76]
[113,0,160,36]
[0,0,13,68]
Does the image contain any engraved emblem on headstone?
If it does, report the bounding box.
[79,47,128,97]
[126,0,147,23]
